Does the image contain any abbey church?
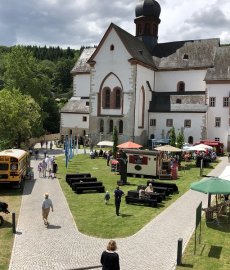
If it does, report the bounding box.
[60,0,230,150]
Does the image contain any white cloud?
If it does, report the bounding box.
[0,0,230,49]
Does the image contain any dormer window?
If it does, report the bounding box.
[183,54,189,60]
[110,44,114,51]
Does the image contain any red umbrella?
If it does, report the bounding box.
[117,141,143,149]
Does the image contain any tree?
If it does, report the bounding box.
[176,131,185,161]
[0,89,41,148]
[112,126,118,157]
[4,45,43,105]
[170,126,176,147]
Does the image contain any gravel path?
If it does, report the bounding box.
[8,146,228,270]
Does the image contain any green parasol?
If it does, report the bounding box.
[190,177,230,194]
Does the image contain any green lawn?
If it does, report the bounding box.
[56,154,220,238]
[0,187,23,270]
[176,212,230,270]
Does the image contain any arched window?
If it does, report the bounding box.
[145,23,150,35]
[100,119,104,133]
[105,89,110,108]
[137,24,142,35]
[150,134,155,139]
[177,81,185,92]
[119,120,123,134]
[115,89,121,108]
[188,136,193,144]
[109,120,113,133]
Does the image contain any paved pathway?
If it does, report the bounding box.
[9,146,228,270]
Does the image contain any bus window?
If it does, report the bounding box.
[10,164,18,170]
[0,164,9,170]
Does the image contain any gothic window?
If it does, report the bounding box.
[115,89,121,108]
[109,120,113,133]
[105,89,110,108]
[119,120,123,134]
[100,119,104,133]
[145,23,150,35]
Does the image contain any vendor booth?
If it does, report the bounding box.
[124,149,159,178]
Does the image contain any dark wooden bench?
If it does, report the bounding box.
[75,186,105,194]
[72,181,103,191]
[137,185,170,196]
[66,173,91,183]
[127,190,163,203]
[125,195,157,208]
[147,181,178,192]
[68,177,97,187]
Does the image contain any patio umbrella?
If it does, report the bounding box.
[190,177,230,194]
[117,141,143,149]
[190,177,230,216]
[154,145,182,152]
[187,146,206,151]
[97,141,114,147]
[197,144,213,149]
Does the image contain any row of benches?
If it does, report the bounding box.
[66,173,105,194]
[125,181,178,208]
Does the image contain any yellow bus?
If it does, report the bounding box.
[0,149,28,188]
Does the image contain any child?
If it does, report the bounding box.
[104,191,110,205]
[48,168,52,179]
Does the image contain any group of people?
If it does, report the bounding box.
[38,156,57,178]
[139,183,154,200]
[40,140,54,150]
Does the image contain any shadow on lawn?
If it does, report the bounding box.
[208,245,222,258]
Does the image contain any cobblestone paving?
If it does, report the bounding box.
[9,147,228,270]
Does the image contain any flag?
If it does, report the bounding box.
[84,139,86,155]
[65,136,68,168]
[76,137,78,155]
[70,134,73,159]
[73,137,75,157]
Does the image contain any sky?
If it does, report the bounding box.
[0,0,230,49]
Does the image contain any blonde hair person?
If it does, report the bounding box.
[101,240,120,270]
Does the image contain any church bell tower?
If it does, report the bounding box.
[134,0,161,53]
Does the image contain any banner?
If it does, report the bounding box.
[65,136,68,168]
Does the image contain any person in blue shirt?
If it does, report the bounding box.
[113,185,125,216]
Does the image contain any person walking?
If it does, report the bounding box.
[38,162,42,178]
[42,193,54,228]
[50,155,55,170]
[34,149,39,160]
[42,160,47,178]
[53,161,58,178]
[101,240,120,270]
[107,152,110,166]
[44,149,47,158]
[104,191,110,205]
[45,156,50,171]
[113,185,125,216]
[50,141,53,149]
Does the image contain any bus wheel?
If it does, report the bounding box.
[0,216,3,226]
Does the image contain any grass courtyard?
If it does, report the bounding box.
[0,152,226,270]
